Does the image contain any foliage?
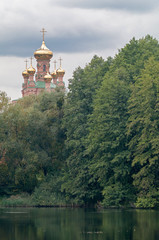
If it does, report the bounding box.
[0,91,10,112]
[31,174,68,206]
[127,57,159,208]
[0,193,33,207]
[62,55,112,204]
[102,183,132,207]
[135,194,159,208]
[0,90,65,195]
[111,35,159,83]
[86,73,133,206]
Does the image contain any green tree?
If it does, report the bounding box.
[0,91,65,195]
[111,35,159,83]
[127,57,159,208]
[62,56,112,204]
[0,91,10,112]
[86,72,133,207]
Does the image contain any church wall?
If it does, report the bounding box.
[35,59,50,82]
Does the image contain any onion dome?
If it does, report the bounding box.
[51,60,57,78]
[34,41,53,60]
[22,69,29,78]
[56,67,65,77]
[51,70,57,78]
[28,65,36,75]
[22,59,29,78]
[44,72,52,82]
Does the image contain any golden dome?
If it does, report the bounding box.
[44,72,52,82]
[22,69,29,78]
[34,41,53,60]
[57,67,65,76]
[51,70,57,78]
[28,65,36,75]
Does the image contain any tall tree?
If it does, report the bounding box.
[62,56,112,204]
[0,91,10,112]
[0,91,65,195]
[86,72,132,207]
[127,57,159,208]
[111,35,159,83]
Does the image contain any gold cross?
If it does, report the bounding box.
[40,28,47,41]
[30,56,33,66]
[24,59,28,69]
[59,57,63,67]
[54,60,57,70]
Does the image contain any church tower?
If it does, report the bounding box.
[51,60,58,85]
[22,59,29,97]
[57,57,65,88]
[21,28,65,98]
[34,28,53,82]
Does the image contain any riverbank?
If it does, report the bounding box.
[0,194,82,208]
[0,194,156,209]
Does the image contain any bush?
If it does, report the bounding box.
[102,184,133,208]
[135,196,158,208]
[0,193,33,207]
[31,175,68,206]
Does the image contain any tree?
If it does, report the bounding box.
[62,56,112,204]
[0,91,10,112]
[86,72,133,207]
[0,91,65,195]
[111,35,159,83]
[127,57,159,208]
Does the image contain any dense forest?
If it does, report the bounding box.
[0,35,159,208]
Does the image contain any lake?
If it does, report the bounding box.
[0,208,159,240]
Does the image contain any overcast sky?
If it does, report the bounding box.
[1,0,159,100]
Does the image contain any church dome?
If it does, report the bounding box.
[51,70,57,78]
[28,65,36,75]
[44,72,52,82]
[34,41,53,60]
[56,67,65,76]
[22,69,29,78]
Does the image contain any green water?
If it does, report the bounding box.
[0,208,159,240]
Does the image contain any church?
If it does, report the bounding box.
[21,28,65,97]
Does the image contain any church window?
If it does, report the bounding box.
[43,65,46,72]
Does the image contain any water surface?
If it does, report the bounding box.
[0,208,159,240]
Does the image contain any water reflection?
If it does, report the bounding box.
[0,208,159,240]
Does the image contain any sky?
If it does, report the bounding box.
[1,0,159,100]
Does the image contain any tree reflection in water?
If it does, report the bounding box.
[0,208,159,240]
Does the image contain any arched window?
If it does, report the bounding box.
[43,65,46,72]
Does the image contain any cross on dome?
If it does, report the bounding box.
[54,60,57,70]
[40,28,47,42]
[30,56,33,66]
[59,57,63,67]
[24,59,28,69]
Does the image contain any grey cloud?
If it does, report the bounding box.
[48,33,118,53]
[0,0,158,57]
[0,37,40,57]
[53,0,159,12]
[0,30,119,57]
